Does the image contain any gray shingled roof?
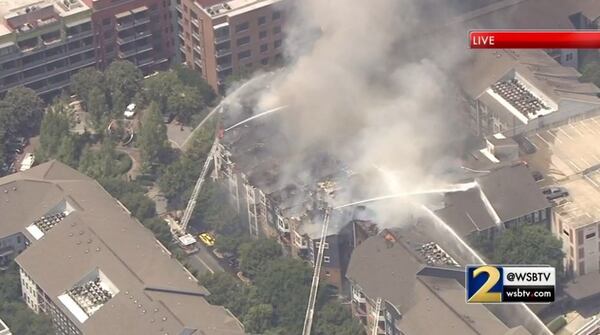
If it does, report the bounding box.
[1,161,245,335]
[346,232,518,335]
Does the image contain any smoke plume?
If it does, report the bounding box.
[248,0,473,223]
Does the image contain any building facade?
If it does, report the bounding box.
[80,0,174,73]
[553,179,600,277]
[0,318,12,335]
[0,0,174,98]
[176,0,286,93]
[0,0,95,97]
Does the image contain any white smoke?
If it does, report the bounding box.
[245,0,472,225]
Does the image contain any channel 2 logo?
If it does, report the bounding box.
[466,265,555,303]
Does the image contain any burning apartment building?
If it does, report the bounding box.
[211,106,378,289]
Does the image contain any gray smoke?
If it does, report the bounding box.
[246,0,472,225]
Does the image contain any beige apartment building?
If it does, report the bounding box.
[0,0,95,97]
[553,178,600,277]
[176,0,286,93]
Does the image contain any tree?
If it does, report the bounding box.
[144,71,180,115]
[239,239,283,278]
[243,304,274,333]
[56,135,78,167]
[314,302,365,335]
[173,64,216,104]
[580,61,600,88]
[39,102,74,160]
[0,87,44,135]
[492,225,565,278]
[78,140,125,179]
[87,86,109,130]
[105,61,143,112]
[71,68,106,102]
[214,234,251,256]
[168,86,204,124]
[254,259,312,332]
[158,157,199,204]
[138,102,170,168]
[142,217,172,246]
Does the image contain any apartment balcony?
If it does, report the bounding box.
[118,45,153,59]
[175,5,183,13]
[66,29,93,41]
[117,31,152,45]
[193,45,203,55]
[116,17,151,32]
[193,58,202,68]
[215,48,231,58]
[2,42,93,79]
[5,56,95,91]
[214,34,231,44]
[216,63,232,72]
[191,18,200,28]
[137,57,154,67]
[352,289,366,304]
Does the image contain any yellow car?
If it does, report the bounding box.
[198,232,216,247]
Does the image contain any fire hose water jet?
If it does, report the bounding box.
[333,182,477,209]
[224,105,289,132]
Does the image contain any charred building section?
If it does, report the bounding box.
[212,113,375,289]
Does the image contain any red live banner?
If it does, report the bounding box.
[469,31,600,49]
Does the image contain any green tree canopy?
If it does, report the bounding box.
[87,86,110,130]
[37,101,80,167]
[239,239,283,279]
[105,61,143,112]
[254,259,312,332]
[243,304,274,333]
[314,302,365,335]
[138,102,170,168]
[580,61,600,88]
[492,225,565,278]
[71,68,106,105]
[144,71,180,115]
[0,87,44,135]
[173,64,216,104]
[168,86,204,124]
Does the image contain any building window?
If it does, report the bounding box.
[586,232,596,239]
[577,230,584,245]
[236,22,249,33]
[259,30,267,39]
[260,44,267,53]
[102,18,111,26]
[261,58,268,65]
[273,26,281,34]
[103,31,112,39]
[315,242,329,249]
[566,53,573,61]
[237,36,250,46]
[274,39,282,48]
[258,16,266,25]
[578,247,584,258]
[272,10,281,20]
[323,256,330,263]
[238,50,251,60]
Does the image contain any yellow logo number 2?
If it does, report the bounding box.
[469,266,502,303]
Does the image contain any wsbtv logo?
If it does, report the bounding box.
[466,265,503,303]
[466,265,556,304]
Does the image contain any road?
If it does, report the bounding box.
[187,246,225,276]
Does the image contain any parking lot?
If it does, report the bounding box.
[524,115,600,180]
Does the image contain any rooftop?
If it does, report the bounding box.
[201,0,280,18]
[459,49,600,124]
[347,230,530,335]
[435,164,549,236]
[0,161,245,335]
[0,0,90,36]
[523,115,600,181]
[554,178,600,229]
[476,163,550,222]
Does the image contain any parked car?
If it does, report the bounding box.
[514,135,537,155]
[542,186,569,200]
[123,103,136,118]
[532,171,543,182]
[198,232,216,247]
